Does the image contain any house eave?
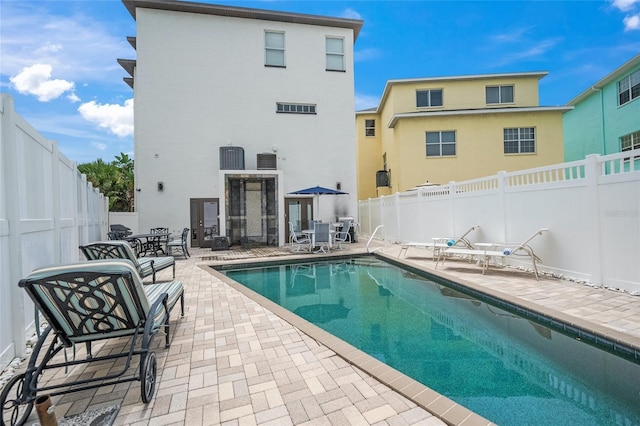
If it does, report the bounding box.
[387,106,573,128]
[122,0,364,40]
[567,53,640,106]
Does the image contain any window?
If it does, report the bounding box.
[486,85,514,104]
[326,37,345,71]
[417,89,443,107]
[265,31,285,67]
[618,69,640,106]
[504,127,535,154]
[426,131,456,157]
[365,119,375,136]
[621,130,640,152]
[276,103,316,114]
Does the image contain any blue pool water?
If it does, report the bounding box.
[222,257,640,425]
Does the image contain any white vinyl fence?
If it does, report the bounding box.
[0,94,109,371]
[360,151,640,293]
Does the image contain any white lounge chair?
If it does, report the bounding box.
[398,225,480,260]
[437,228,549,279]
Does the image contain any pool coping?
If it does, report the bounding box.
[204,251,640,426]
[204,256,495,426]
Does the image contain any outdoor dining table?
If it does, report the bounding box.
[125,232,171,257]
[301,228,335,252]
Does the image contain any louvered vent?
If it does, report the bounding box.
[257,153,277,170]
[220,146,245,170]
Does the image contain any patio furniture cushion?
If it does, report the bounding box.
[22,259,183,344]
[80,240,175,283]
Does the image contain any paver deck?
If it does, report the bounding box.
[4,241,639,425]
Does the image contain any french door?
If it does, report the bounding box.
[285,198,313,242]
[190,198,219,248]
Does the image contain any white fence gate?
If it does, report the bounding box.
[0,94,109,371]
[360,151,640,293]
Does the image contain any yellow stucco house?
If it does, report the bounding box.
[356,72,572,199]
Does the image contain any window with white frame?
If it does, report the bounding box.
[486,85,514,104]
[621,130,640,152]
[365,119,375,136]
[276,103,316,114]
[326,37,345,71]
[417,89,443,107]
[426,131,456,156]
[504,127,535,154]
[265,31,285,67]
[618,69,640,106]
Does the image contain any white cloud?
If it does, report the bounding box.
[0,2,134,85]
[623,13,640,30]
[78,99,134,138]
[341,8,362,20]
[10,63,75,102]
[612,0,639,12]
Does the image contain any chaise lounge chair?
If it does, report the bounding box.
[398,225,480,260]
[0,260,184,425]
[437,228,549,279]
[80,240,175,283]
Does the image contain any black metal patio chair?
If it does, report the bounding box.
[0,260,184,426]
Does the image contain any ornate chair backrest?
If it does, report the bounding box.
[19,260,150,347]
[80,241,141,271]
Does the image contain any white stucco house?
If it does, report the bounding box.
[120,0,362,248]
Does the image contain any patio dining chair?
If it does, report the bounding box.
[167,228,190,258]
[313,222,331,253]
[333,219,353,250]
[289,222,311,252]
[0,260,184,426]
[149,227,170,255]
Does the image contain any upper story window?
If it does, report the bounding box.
[504,127,535,154]
[276,103,316,114]
[618,69,640,106]
[426,131,456,157]
[486,85,514,104]
[417,89,443,107]
[621,130,640,152]
[265,31,285,67]
[326,37,345,71]
[365,119,375,136]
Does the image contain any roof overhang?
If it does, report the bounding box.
[388,106,573,128]
[567,53,640,106]
[118,58,136,77]
[122,0,363,40]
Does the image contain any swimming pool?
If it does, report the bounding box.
[218,256,640,425]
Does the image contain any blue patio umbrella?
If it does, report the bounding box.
[288,185,347,195]
[288,185,348,223]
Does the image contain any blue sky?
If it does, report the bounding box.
[1,0,639,164]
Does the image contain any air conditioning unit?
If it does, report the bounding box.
[376,170,390,187]
[257,153,277,170]
[220,146,245,170]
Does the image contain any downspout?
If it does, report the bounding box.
[591,86,606,155]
